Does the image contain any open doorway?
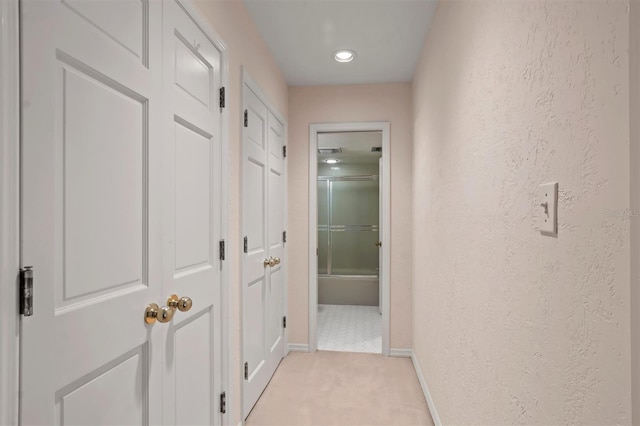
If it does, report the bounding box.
[309,122,390,356]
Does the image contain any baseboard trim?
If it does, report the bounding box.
[389,348,412,358]
[288,343,310,352]
[410,350,442,426]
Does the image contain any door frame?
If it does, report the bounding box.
[240,67,289,416]
[0,1,232,424]
[308,121,391,356]
[0,0,20,423]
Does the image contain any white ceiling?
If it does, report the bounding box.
[243,0,439,86]
[318,131,382,164]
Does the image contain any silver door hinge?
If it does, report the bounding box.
[243,236,248,253]
[20,266,34,316]
[244,109,248,127]
[219,87,225,108]
[219,239,225,261]
[283,145,287,158]
[220,391,226,414]
[244,362,249,380]
[283,231,287,243]
[283,316,287,329]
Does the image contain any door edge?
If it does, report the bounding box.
[0,0,21,424]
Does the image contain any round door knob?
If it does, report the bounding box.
[375,241,382,247]
[178,296,192,312]
[167,294,179,311]
[268,257,277,267]
[273,257,280,265]
[263,257,271,267]
[145,303,160,325]
[157,305,174,323]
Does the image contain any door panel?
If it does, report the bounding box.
[21,1,162,424]
[21,1,224,425]
[162,1,222,424]
[243,88,286,417]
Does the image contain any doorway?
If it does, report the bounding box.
[308,122,390,356]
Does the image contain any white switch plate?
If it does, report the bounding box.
[538,182,558,235]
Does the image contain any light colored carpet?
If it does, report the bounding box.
[245,351,434,426]
[318,304,382,354]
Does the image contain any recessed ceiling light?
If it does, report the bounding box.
[333,49,357,63]
[325,159,339,164]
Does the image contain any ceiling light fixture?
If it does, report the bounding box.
[333,49,357,63]
[324,159,339,164]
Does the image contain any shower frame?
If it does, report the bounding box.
[317,174,379,278]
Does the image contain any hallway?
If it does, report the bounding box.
[245,351,433,425]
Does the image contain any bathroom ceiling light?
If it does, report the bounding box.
[333,49,356,63]
[324,159,339,164]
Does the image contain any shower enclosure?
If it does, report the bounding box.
[317,173,379,306]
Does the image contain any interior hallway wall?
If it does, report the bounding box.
[192,1,288,424]
[288,83,413,350]
[412,0,631,423]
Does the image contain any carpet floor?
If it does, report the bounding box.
[245,351,434,426]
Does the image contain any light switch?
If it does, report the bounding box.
[538,182,558,235]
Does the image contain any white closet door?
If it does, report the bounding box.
[20,0,163,423]
[242,86,286,417]
[162,1,223,424]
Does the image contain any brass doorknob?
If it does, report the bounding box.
[167,294,193,312]
[263,257,271,267]
[375,241,382,247]
[273,257,280,265]
[268,257,277,267]
[145,303,174,325]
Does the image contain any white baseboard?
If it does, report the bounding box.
[411,350,442,426]
[287,343,310,352]
[389,348,412,358]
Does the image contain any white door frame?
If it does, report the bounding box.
[240,67,289,414]
[308,122,391,356]
[0,0,20,423]
[0,1,232,423]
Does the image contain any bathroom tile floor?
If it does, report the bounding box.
[317,304,381,353]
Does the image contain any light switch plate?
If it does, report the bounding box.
[538,182,558,235]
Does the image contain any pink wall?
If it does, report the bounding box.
[192,1,288,423]
[288,83,414,350]
[412,0,631,423]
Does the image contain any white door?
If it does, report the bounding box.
[162,1,223,424]
[20,1,224,424]
[242,86,286,417]
[21,0,163,423]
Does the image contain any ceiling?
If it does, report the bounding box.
[243,0,439,86]
[318,131,382,164]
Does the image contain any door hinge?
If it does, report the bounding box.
[243,236,248,253]
[244,109,248,127]
[20,266,34,316]
[283,231,287,243]
[220,391,226,414]
[283,316,287,328]
[244,362,249,380]
[219,87,225,108]
[283,145,287,158]
[219,239,225,261]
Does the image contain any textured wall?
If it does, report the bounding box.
[412,0,631,423]
[288,83,413,350]
[192,1,288,424]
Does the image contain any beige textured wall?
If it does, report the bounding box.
[630,1,640,423]
[192,1,288,424]
[412,1,631,424]
[288,83,413,349]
